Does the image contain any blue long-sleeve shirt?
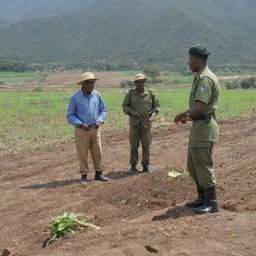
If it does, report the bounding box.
[66,89,107,127]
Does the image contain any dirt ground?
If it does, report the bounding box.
[0,118,256,256]
[5,71,135,89]
[44,71,135,86]
[4,71,253,91]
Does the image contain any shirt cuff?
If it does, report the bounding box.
[75,120,83,127]
[96,118,104,123]
[195,97,209,104]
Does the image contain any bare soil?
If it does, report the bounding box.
[44,71,134,86]
[5,71,134,89]
[0,118,256,256]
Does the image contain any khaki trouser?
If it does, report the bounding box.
[75,127,103,175]
[129,125,152,166]
[187,141,216,189]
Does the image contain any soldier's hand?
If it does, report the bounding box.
[129,110,141,118]
[79,123,90,130]
[174,112,191,124]
[182,115,192,122]
[95,122,101,127]
[174,113,185,124]
[149,112,157,122]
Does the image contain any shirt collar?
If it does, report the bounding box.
[79,88,95,97]
[195,66,209,80]
[134,88,149,95]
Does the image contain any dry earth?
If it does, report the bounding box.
[0,118,256,255]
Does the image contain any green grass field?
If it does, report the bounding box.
[1,85,256,153]
[0,72,46,82]
[161,73,194,84]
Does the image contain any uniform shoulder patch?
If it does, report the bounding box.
[198,86,207,93]
[197,77,212,94]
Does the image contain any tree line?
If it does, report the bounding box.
[225,77,256,90]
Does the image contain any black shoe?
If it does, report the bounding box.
[195,200,219,214]
[142,165,152,173]
[128,166,138,174]
[186,197,205,208]
[81,174,88,183]
[195,185,219,214]
[186,183,205,208]
[95,171,109,181]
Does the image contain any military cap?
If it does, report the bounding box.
[189,45,210,56]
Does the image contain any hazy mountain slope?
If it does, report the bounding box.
[0,0,92,25]
[0,0,255,66]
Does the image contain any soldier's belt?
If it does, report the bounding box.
[192,113,214,121]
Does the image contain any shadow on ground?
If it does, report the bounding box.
[22,179,82,189]
[107,170,144,180]
[152,205,196,220]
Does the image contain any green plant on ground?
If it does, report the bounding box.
[166,168,188,178]
[44,212,100,247]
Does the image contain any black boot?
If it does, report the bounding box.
[142,165,152,173]
[81,174,88,183]
[128,165,138,174]
[186,183,205,208]
[195,185,219,214]
[95,171,109,181]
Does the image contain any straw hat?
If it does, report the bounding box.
[77,72,98,85]
[134,73,147,82]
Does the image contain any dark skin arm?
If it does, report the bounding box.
[149,111,158,122]
[128,109,141,118]
[174,101,207,124]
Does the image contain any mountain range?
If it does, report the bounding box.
[0,0,255,69]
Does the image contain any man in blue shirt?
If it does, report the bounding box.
[66,72,109,183]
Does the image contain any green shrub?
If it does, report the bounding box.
[225,80,240,89]
[120,80,134,87]
[143,64,161,81]
[241,77,256,89]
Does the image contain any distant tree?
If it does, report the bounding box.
[0,60,27,72]
[143,64,161,81]
[0,81,6,87]
[225,79,241,89]
[241,77,255,89]
[251,77,256,89]
[120,80,134,87]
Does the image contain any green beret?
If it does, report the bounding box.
[189,45,210,56]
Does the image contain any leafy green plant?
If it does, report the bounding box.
[44,212,100,247]
[166,168,188,178]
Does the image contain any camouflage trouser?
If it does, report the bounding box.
[187,141,216,188]
[129,125,151,166]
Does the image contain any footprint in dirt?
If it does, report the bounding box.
[145,245,159,254]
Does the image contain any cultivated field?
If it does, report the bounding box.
[0,71,256,256]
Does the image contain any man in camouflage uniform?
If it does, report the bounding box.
[122,74,160,174]
[174,45,220,214]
